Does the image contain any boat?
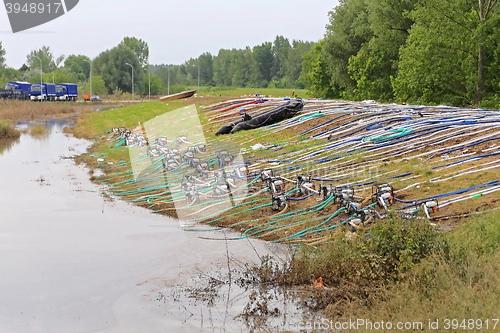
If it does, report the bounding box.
[159,90,196,102]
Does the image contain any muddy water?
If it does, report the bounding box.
[0,121,301,332]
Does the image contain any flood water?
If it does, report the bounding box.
[0,121,304,332]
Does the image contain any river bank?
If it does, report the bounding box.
[0,120,318,332]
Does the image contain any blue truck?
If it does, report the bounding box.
[55,83,78,101]
[0,81,31,100]
[30,83,57,101]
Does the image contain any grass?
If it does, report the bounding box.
[247,210,500,330]
[68,99,194,139]
[30,124,48,136]
[344,210,500,332]
[0,120,20,139]
[0,99,91,123]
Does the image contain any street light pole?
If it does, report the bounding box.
[167,65,170,96]
[125,62,134,101]
[192,64,199,94]
[160,64,171,95]
[83,59,92,98]
[148,64,151,100]
[34,55,43,101]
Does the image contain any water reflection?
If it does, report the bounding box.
[15,117,76,130]
[0,137,19,156]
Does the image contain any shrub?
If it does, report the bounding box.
[249,216,446,289]
[30,124,48,136]
[0,120,20,139]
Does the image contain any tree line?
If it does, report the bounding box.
[301,0,500,108]
[1,0,498,108]
[0,35,312,97]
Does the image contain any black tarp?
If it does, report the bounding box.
[215,98,305,135]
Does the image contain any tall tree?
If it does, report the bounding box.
[26,46,56,71]
[301,40,340,98]
[145,74,165,95]
[347,0,417,100]
[35,68,77,85]
[322,0,373,95]
[120,37,149,68]
[93,43,144,94]
[472,0,499,103]
[213,49,237,86]
[250,42,274,87]
[0,68,19,87]
[64,55,91,82]
[284,40,313,88]
[232,48,252,87]
[198,52,214,86]
[85,75,107,95]
[272,36,291,80]
[393,0,499,106]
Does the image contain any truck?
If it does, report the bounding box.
[0,81,31,100]
[30,83,56,101]
[55,83,78,101]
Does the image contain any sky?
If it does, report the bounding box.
[0,0,338,69]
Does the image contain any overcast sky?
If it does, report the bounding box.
[0,0,338,69]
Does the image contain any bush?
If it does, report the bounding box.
[169,84,187,95]
[365,214,447,281]
[0,120,20,139]
[347,210,500,330]
[248,216,446,289]
[30,124,48,136]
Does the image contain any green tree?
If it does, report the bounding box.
[93,43,144,94]
[0,73,8,87]
[26,46,64,72]
[283,40,313,88]
[64,55,91,82]
[147,74,165,95]
[154,64,188,89]
[301,40,340,98]
[41,68,77,84]
[27,73,42,84]
[322,0,373,96]
[213,49,237,86]
[347,0,417,101]
[198,52,214,86]
[120,37,149,69]
[250,42,274,87]
[393,0,499,106]
[85,75,107,95]
[0,68,20,87]
[232,48,253,87]
[18,64,28,72]
[184,58,199,86]
[272,35,291,80]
